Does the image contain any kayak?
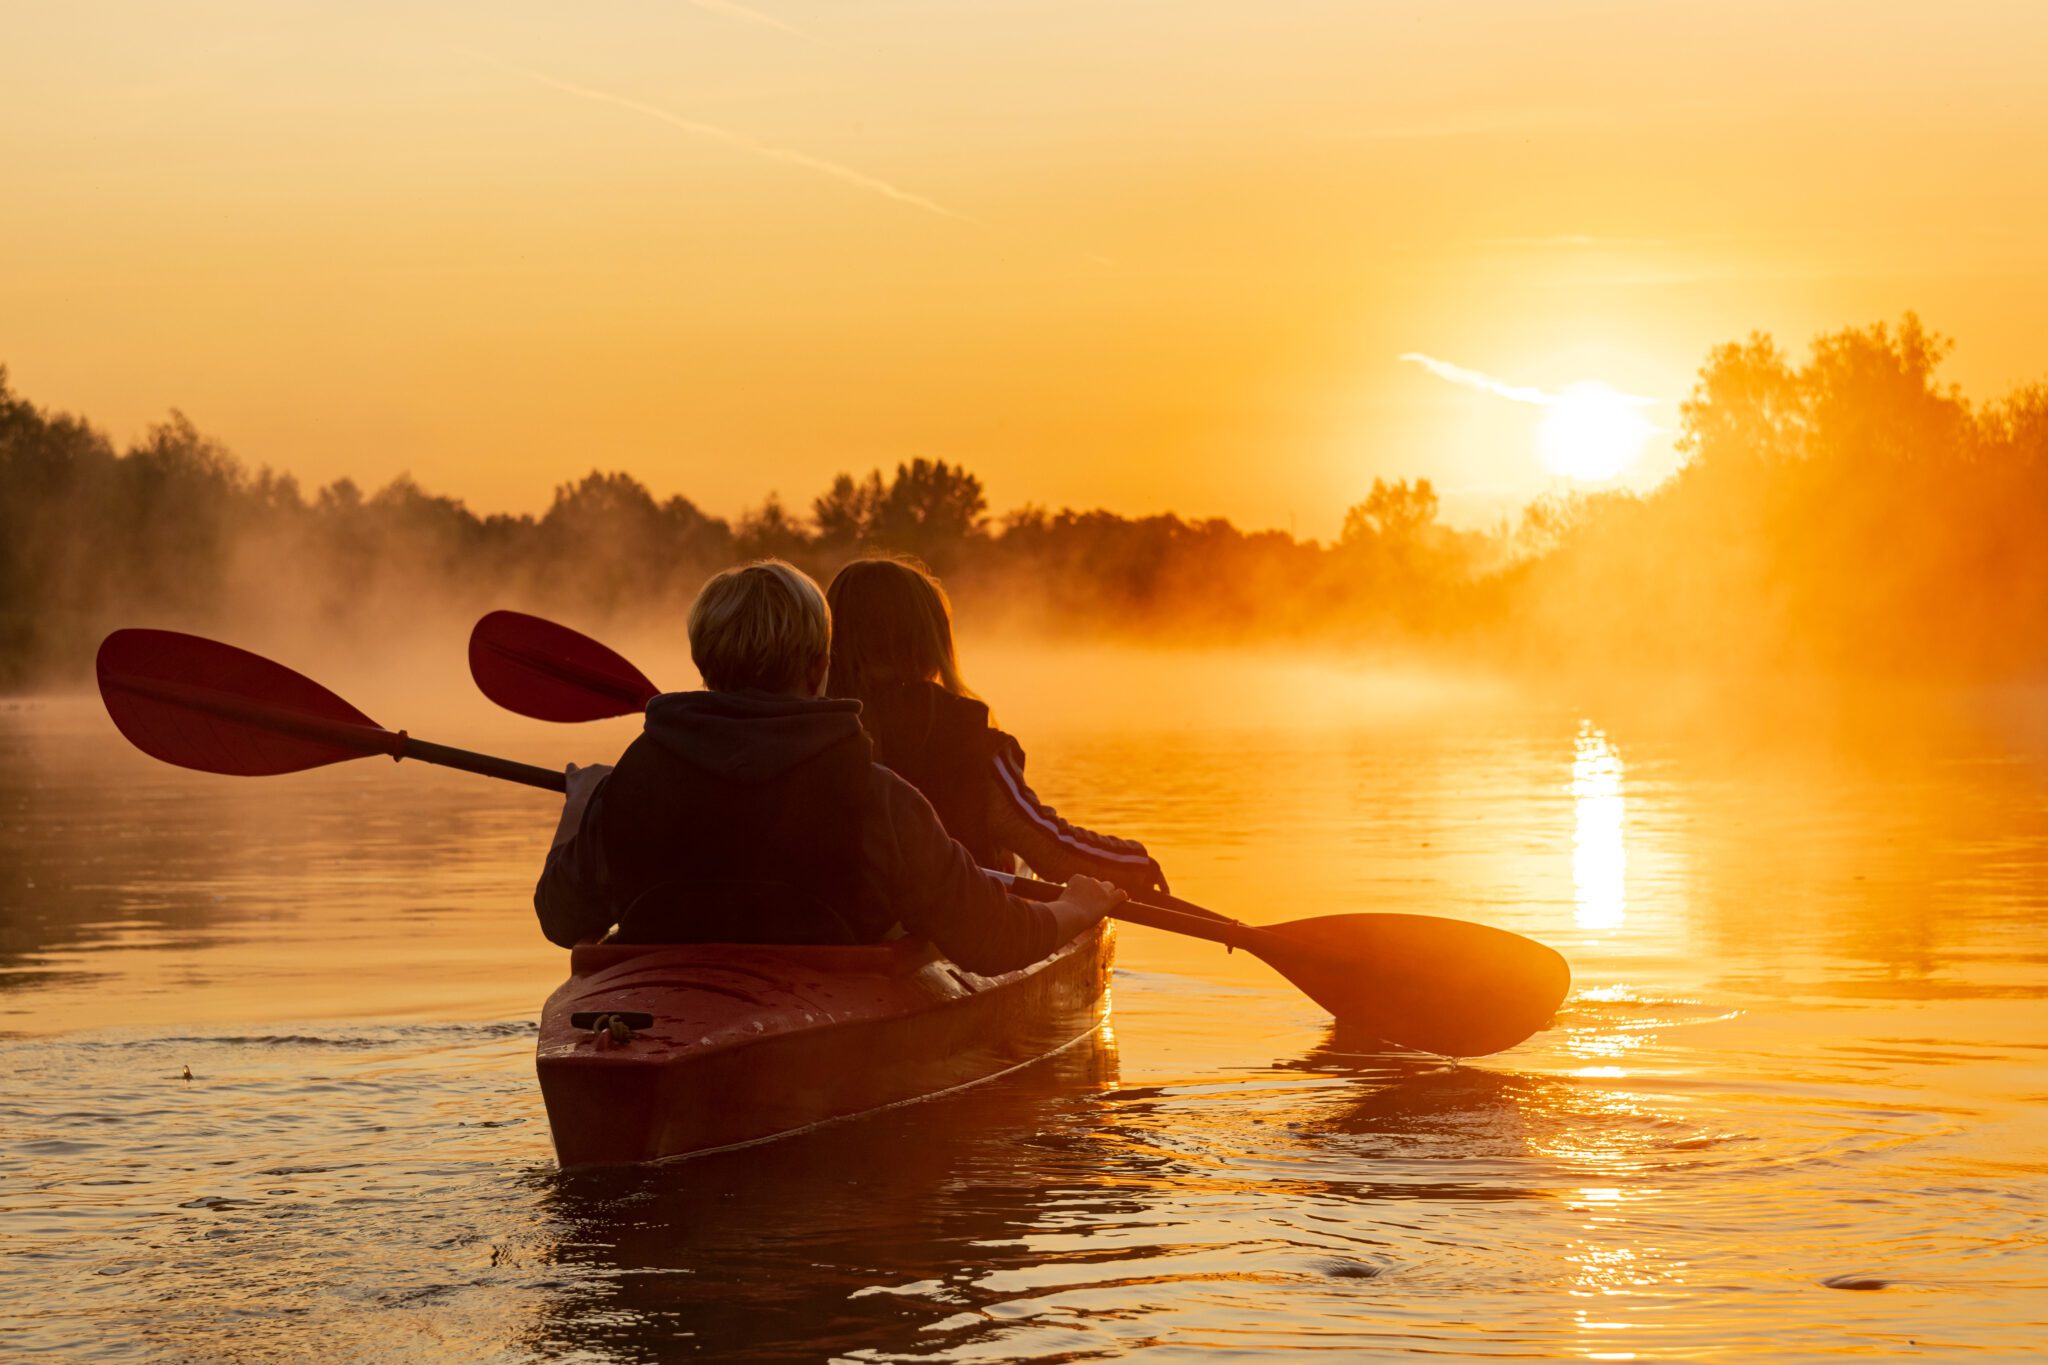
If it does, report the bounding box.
[536,921,1114,1166]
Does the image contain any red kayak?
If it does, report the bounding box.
[536,922,1114,1166]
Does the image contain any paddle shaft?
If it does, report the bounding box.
[101,669,567,792]
[405,736,566,792]
[997,872,1249,943]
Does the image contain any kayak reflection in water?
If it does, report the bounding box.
[534,558,1124,972]
[826,555,1170,897]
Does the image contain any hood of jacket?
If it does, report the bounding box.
[641,689,868,785]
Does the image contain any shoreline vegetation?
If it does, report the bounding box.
[4,314,2045,689]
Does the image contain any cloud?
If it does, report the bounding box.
[686,0,812,42]
[1399,353,1654,407]
[460,50,977,226]
[1399,353,1554,405]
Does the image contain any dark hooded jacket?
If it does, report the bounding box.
[533,690,1058,976]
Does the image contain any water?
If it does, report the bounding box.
[3,660,2046,1361]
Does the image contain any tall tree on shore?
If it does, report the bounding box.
[867,459,988,569]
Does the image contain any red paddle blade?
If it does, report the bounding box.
[97,629,396,777]
[1250,913,1571,1057]
[469,611,659,723]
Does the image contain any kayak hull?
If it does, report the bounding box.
[536,922,1114,1167]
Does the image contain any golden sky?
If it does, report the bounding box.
[6,1,2048,534]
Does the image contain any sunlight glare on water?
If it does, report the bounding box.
[2,657,2046,1360]
[1571,723,1627,933]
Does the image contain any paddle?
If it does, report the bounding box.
[466,611,1573,1056]
[97,628,568,791]
[470,610,658,723]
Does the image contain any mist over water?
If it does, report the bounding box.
[3,651,2045,1359]
[11,312,2048,698]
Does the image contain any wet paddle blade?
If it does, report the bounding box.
[96,628,394,776]
[1247,913,1571,1057]
[469,611,658,722]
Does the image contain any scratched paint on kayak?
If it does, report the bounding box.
[2,669,2045,1359]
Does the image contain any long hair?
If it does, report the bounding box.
[825,555,974,703]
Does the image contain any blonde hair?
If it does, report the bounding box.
[687,559,832,693]
[825,555,974,702]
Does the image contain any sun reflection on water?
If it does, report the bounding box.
[1572,723,1627,931]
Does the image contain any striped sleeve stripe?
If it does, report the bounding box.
[992,750,1154,867]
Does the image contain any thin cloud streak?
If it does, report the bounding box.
[687,0,812,42]
[1399,352,1656,407]
[459,50,977,226]
[1400,353,1553,405]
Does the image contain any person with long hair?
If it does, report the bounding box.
[825,556,1168,895]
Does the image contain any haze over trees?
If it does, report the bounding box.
[1510,316,2048,675]
[3,314,2044,688]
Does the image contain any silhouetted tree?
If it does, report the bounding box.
[1340,478,1440,548]
[867,459,987,569]
[812,471,884,549]
[734,493,811,563]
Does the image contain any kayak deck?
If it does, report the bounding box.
[536,921,1114,1166]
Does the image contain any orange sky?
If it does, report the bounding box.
[6,1,2048,534]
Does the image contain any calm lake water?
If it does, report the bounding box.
[3,648,2045,1361]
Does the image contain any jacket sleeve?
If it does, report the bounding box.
[985,732,1168,895]
[533,779,617,948]
[868,766,1061,976]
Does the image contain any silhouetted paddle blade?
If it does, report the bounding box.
[97,628,392,775]
[96,628,566,791]
[1249,912,1570,1057]
[469,610,659,722]
[1005,879,1569,1056]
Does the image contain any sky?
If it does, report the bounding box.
[6,0,2048,536]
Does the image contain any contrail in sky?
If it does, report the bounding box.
[1399,353,1555,405]
[687,0,812,42]
[1399,353,1654,406]
[460,50,977,226]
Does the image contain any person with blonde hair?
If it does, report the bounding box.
[535,559,1122,971]
[826,556,1168,895]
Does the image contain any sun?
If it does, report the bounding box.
[1537,383,1656,481]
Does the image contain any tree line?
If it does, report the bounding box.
[4,313,2045,687]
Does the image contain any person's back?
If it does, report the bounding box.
[598,688,879,944]
[853,677,999,866]
[826,556,1168,895]
[534,559,1121,975]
